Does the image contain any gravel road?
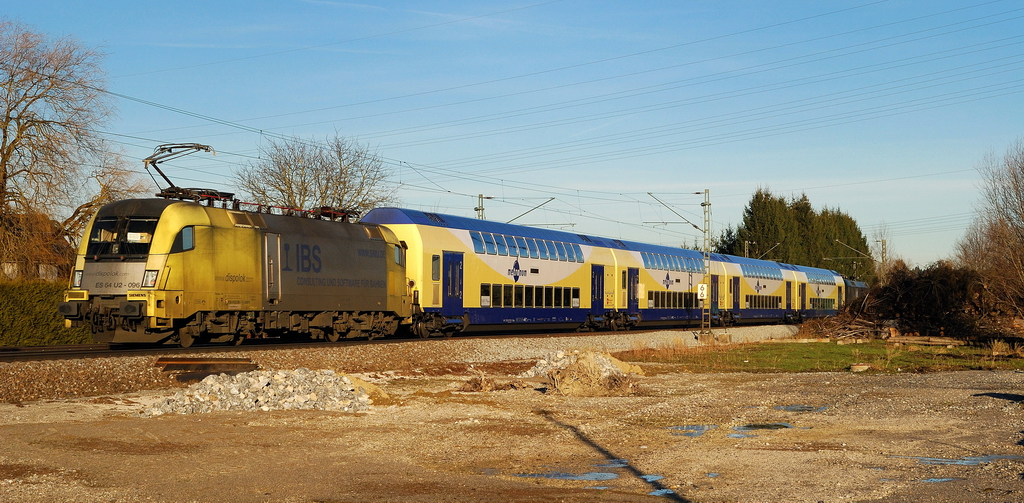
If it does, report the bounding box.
[0,325,1022,502]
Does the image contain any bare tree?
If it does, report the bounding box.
[234,135,397,217]
[0,20,146,280]
[956,139,1024,316]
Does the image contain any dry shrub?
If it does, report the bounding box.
[988,339,1012,357]
[458,374,533,392]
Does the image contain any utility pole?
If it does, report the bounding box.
[744,240,756,258]
[474,194,493,220]
[700,189,712,333]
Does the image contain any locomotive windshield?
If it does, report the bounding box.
[86,216,159,258]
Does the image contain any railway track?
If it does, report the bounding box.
[0,327,685,363]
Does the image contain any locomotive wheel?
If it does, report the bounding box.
[325,329,340,343]
[178,330,195,348]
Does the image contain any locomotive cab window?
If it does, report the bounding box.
[393,245,404,265]
[87,216,159,256]
[170,226,195,253]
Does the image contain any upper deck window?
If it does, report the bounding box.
[526,238,540,259]
[470,232,486,254]
[504,235,518,257]
[482,233,497,255]
[494,234,508,256]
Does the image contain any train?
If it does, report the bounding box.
[59,193,867,347]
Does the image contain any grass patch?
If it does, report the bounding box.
[612,338,1024,373]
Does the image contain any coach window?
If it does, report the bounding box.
[525,286,534,307]
[491,285,502,308]
[563,288,572,308]
[515,237,529,257]
[170,226,194,253]
[495,235,508,256]
[503,284,514,307]
[544,286,555,307]
[431,255,441,281]
[553,287,563,308]
[555,242,568,261]
[482,233,497,254]
[503,235,518,257]
[564,243,576,262]
[572,244,584,263]
[535,286,545,307]
[470,232,485,254]
[572,287,580,308]
[480,284,491,307]
[545,241,558,260]
[514,285,524,308]
[536,239,549,260]
[526,238,540,259]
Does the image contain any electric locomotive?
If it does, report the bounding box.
[58,195,410,346]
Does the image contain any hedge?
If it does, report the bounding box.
[0,281,91,346]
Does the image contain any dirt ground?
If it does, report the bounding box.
[1,339,1024,502]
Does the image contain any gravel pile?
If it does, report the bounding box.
[518,350,641,378]
[142,368,371,416]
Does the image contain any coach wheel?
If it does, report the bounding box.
[325,328,340,343]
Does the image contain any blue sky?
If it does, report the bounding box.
[5,0,1023,265]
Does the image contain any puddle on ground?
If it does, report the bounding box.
[515,471,618,481]
[774,405,828,413]
[706,473,720,478]
[728,433,756,438]
[922,478,960,483]
[893,455,1024,466]
[595,459,629,468]
[512,458,671,495]
[734,423,794,431]
[649,488,676,497]
[667,424,718,437]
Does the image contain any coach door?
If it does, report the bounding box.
[710,275,720,316]
[591,265,605,315]
[263,233,281,302]
[626,267,640,313]
[785,281,792,310]
[732,276,741,311]
[442,251,464,317]
[799,283,807,311]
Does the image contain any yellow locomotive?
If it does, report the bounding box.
[59,196,410,346]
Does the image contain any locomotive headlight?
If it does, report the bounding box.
[72,270,83,288]
[142,270,159,288]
